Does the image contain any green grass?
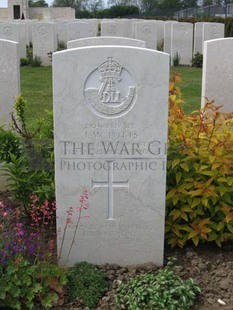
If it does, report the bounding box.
[171,66,203,114]
[20,66,53,122]
[20,65,202,122]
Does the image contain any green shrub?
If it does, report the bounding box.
[173,52,180,67]
[116,259,200,310]
[192,52,203,68]
[37,263,68,308]
[0,127,21,163]
[0,256,68,309]
[57,41,66,50]
[26,44,33,64]
[31,56,42,67]
[0,256,41,310]
[20,57,30,66]
[68,262,107,308]
[1,96,54,214]
[166,73,233,248]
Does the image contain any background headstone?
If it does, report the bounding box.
[193,22,206,55]
[32,22,57,66]
[203,23,225,52]
[0,39,20,190]
[171,22,193,66]
[101,20,125,37]
[134,21,157,50]
[67,21,92,41]
[0,22,26,58]
[67,36,146,49]
[53,46,169,267]
[164,20,178,55]
[153,20,165,50]
[201,38,233,112]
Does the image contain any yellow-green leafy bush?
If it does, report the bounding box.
[166,73,233,248]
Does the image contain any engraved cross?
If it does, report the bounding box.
[92,161,129,221]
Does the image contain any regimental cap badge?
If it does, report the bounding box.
[98,57,122,81]
[84,57,137,119]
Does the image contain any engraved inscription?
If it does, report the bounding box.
[92,160,129,220]
[3,26,12,37]
[79,223,157,239]
[106,25,117,35]
[84,57,137,119]
[178,26,188,37]
[38,25,48,36]
[142,25,152,35]
[208,25,220,37]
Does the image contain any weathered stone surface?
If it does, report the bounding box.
[171,22,193,66]
[164,20,178,55]
[0,39,20,189]
[203,23,224,44]
[67,36,146,49]
[134,21,157,50]
[53,46,169,266]
[201,38,233,112]
[32,22,57,66]
[193,22,206,54]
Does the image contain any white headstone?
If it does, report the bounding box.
[193,22,206,54]
[201,38,233,112]
[67,36,146,49]
[32,22,57,66]
[101,20,124,37]
[0,39,20,189]
[0,39,20,126]
[203,23,225,45]
[153,20,165,50]
[12,21,27,58]
[119,19,133,38]
[171,22,193,66]
[53,46,169,266]
[164,20,178,54]
[0,22,26,58]
[87,19,99,37]
[57,20,69,46]
[134,21,157,50]
[24,20,37,45]
[67,21,92,42]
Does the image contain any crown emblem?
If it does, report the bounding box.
[84,57,136,119]
[98,57,122,80]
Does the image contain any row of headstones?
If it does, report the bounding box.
[0,37,232,266]
[0,19,225,66]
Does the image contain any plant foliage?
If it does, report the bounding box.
[0,255,68,309]
[173,52,180,67]
[166,73,233,248]
[192,52,203,68]
[0,96,54,214]
[68,262,108,308]
[116,258,200,310]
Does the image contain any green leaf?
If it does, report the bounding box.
[191,198,201,208]
[192,235,199,246]
[227,224,233,234]
[175,172,182,184]
[217,222,224,231]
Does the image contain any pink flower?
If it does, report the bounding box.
[66,217,72,224]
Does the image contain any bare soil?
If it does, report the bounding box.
[60,239,233,310]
